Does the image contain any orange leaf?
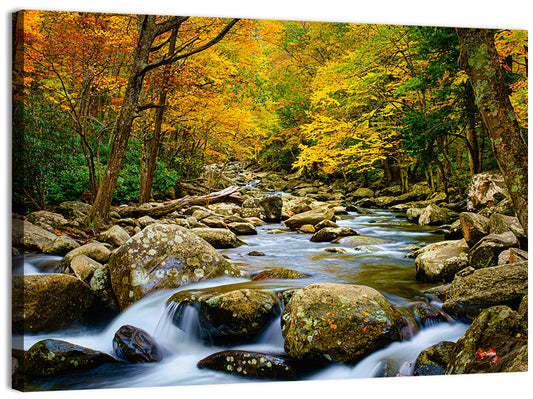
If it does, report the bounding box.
[330,324,337,329]
[362,326,368,332]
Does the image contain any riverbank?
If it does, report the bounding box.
[11,165,528,390]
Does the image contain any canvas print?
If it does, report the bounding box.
[11,9,528,392]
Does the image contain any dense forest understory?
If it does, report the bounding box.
[11,10,528,392]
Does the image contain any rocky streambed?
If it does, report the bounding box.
[11,169,528,391]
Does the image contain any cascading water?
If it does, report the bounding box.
[15,209,469,390]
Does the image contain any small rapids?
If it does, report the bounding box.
[15,209,469,391]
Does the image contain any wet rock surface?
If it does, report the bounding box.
[112,325,162,363]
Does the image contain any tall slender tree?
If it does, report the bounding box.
[87,15,239,228]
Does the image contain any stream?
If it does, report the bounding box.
[13,208,469,391]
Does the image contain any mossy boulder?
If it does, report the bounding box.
[12,274,98,333]
[22,339,116,377]
[227,222,257,235]
[331,235,391,245]
[281,283,406,364]
[446,305,528,374]
[42,234,81,255]
[191,227,246,248]
[413,341,456,376]
[108,223,243,310]
[12,218,58,252]
[418,204,458,226]
[414,239,470,283]
[197,350,326,380]
[468,231,519,269]
[58,242,112,271]
[442,261,528,322]
[168,288,280,345]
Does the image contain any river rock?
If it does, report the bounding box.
[112,325,162,363]
[241,195,282,222]
[69,254,102,282]
[208,202,241,216]
[310,227,358,242]
[441,261,528,322]
[200,216,227,228]
[12,274,98,333]
[466,172,508,212]
[89,264,120,317]
[468,231,519,269]
[299,224,316,233]
[108,223,243,310]
[26,210,69,232]
[283,197,313,216]
[498,247,528,265]
[459,212,489,247]
[42,234,81,255]
[488,213,526,238]
[58,242,112,273]
[281,283,406,364]
[314,219,339,230]
[331,235,390,245]
[251,268,308,281]
[410,302,451,326]
[351,187,374,199]
[168,288,280,345]
[22,339,116,377]
[58,200,92,218]
[227,222,257,235]
[191,227,246,248]
[97,225,131,247]
[414,239,470,283]
[446,305,528,374]
[12,218,58,252]
[137,215,157,228]
[413,341,456,376]
[418,204,457,226]
[284,207,335,230]
[406,207,425,223]
[197,350,325,380]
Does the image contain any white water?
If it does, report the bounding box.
[15,209,469,390]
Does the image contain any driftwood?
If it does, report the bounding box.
[116,185,243,219]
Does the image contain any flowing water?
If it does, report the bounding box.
[14,209,469,391]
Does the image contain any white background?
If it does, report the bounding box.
[2,1,531,398]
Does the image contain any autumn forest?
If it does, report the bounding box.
[12,11,528,226]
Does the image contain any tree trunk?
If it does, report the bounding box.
[457,28,528,234]
[87,17,238,228]
[464,84,481,175]
[139,28,178,204]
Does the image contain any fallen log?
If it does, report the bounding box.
[116,185,243,219]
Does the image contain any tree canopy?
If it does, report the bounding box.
[13,11,528,224]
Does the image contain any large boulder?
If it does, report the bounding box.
[168,288,280,345]
[442,261,528,322]
[414,239,470,283]
[42,234,81,255]
[468,231,519,269]
[191,227,246,248]
[26,210,69,232]
[459,212,489,247]
[97,225,131,247]
[12,274,98,333]
[241,195,283,222]
[197,350,325,380]
[466,172,508,212]
[284,207,335,230]
[112,325,162,363]
[108,223,243,310]
[281,283,406,364]
[12,218,58,252]
[21,339,116,377]
[488,213,526,239]
[58,200,92,218]
[418,204,458,226]
[251,268,308,281]
[227,222,257,235]
[446,305,528,374]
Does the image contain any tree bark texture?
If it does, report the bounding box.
[456,28,528,235]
